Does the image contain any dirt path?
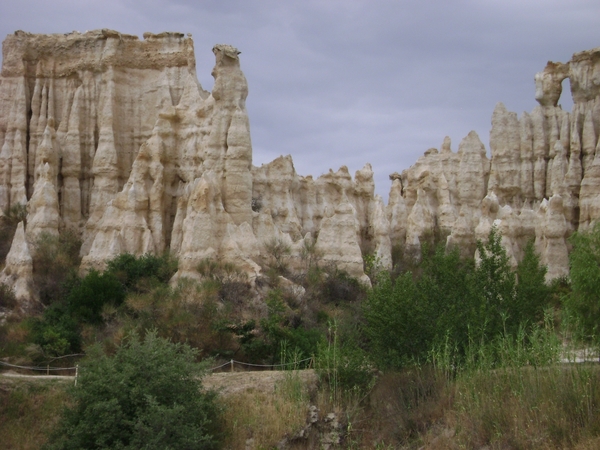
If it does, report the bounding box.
[203,369,318,395]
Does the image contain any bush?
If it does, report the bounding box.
[317,320,375,398]
[0,283,17,309]
[29,303,81,357]
[45,330,223,450]
[122,280,238,358]
[32,230,82,305]
[66,270,126,324]
[106,252,178,293]
[514,239,551,331]
[470,226,517,341]
[363,228,551,370]
[240,290,324,365]
[565,222,600,344]
[321,267,365,305]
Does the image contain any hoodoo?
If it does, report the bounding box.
[0,29,599,305]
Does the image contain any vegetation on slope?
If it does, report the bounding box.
[1,224,600,448]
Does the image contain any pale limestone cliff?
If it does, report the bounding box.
[392,47,600,281]
[0,222,35,308]
[0,30,599,304]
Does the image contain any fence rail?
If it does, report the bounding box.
[0,357,314,379]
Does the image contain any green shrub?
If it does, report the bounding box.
[514,239,551,331]
[120,279,239,359]
[364,228,552,370]
[316,320,375,399]
[0,283,17,309]
[29,303,81,357]
[106,252,178,293]
[321,267,365,304]
[32,230,82,305]
[565,222,600,344]
[66,270,126,324]
[45,330,223,450]
[239,290,324,365]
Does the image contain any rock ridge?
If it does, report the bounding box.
[0,29,598,304]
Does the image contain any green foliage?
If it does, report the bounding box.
[66,270,126,324]
[470,226,517,340]
[316,320,374,399]
[363,271,431,368]
[566,222,600,344]
[0,282,17,309]
[240,290,323,365]
[29,303,81,357]
[32,230,82,305]
[45,330,222,450]
[122,280,237,358]
[364,227,552,370]
[263,238,291,274]
[364,244,476,368]
[515,240,551,330]
[106,252,178,293]
[321,267,365,305]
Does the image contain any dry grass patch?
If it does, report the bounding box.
[0,377,70,449]
[220,370,314,449]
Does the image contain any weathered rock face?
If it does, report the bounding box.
[0,30,598,305]
[395,47,600,281]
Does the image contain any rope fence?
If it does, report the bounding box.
[0,361,77,372]
[208,357,313,372]
[0,357,314,380]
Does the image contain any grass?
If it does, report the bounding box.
[1,361,599,449]
[1,315,600,448]
[0,377,70,450]
[221,370,311,449]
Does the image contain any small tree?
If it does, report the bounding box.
[566,223,600,345]
[106,252,178,293]
[66,270,126,324]
[45,330,222,450]
[33,230,82,305]
[471,226,516,340]
[515,239,550,331]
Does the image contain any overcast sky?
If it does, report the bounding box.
[1,0,598,198]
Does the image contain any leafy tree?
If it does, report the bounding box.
[66,270,126,324]
[240,290,323,365]
[29,302,81,357]
[471,226,517,341]
[106,252,178,293]
[32,230,82,305]
[363,228,547,370]
[364,241,478,368]
[362,271,427,368]
[565,222,600,344]
[515,239,551,330]
[45,330,222,450]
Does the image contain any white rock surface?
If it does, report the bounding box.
[1,30,599,306]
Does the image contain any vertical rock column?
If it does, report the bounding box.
[61,86,84,228]
[83,67,119,254]
[210,44,253,226]
[0,78,28,211]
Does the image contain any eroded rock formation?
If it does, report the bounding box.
[0,29,599,306]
